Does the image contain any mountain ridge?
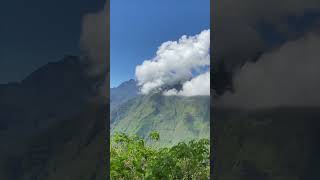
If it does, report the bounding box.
[0,55,106,179]
[111,90,210,146]
[110,79,139,110]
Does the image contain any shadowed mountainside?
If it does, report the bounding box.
[0,56,106,180]
[1,102,107,180]
[213,107,320,180]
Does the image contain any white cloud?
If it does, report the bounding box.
[164,71,210,96]
[136,29,210,95]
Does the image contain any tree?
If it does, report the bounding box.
[110,132,210,179]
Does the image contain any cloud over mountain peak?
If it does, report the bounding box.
[136,29,210,96]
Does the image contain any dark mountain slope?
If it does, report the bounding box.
[0,56,96,139]
[1,102,107,180]
[213,107,320,180]
[0,56,106,180]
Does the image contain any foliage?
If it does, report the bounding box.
[149,131,160,141]
[110,131,210,179]
[111,94,210,146]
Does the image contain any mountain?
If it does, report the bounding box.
[1,101,107,180]
[0,56,96,138]
[0,56,106,179]
[213,107,320,180]
[111,92,210,146]
[110,79,138,110]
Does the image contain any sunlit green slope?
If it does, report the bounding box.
[111,93,210,146]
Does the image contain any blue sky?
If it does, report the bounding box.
[110,0,210,87]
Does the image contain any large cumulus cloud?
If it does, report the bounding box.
[164,71,210,96]
[135,29,210,96]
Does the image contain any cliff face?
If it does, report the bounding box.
[213,107,320,180]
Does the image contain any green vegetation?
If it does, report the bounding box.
[110,131,210,179]
[111,93,210,146]
[110,82,211,179]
